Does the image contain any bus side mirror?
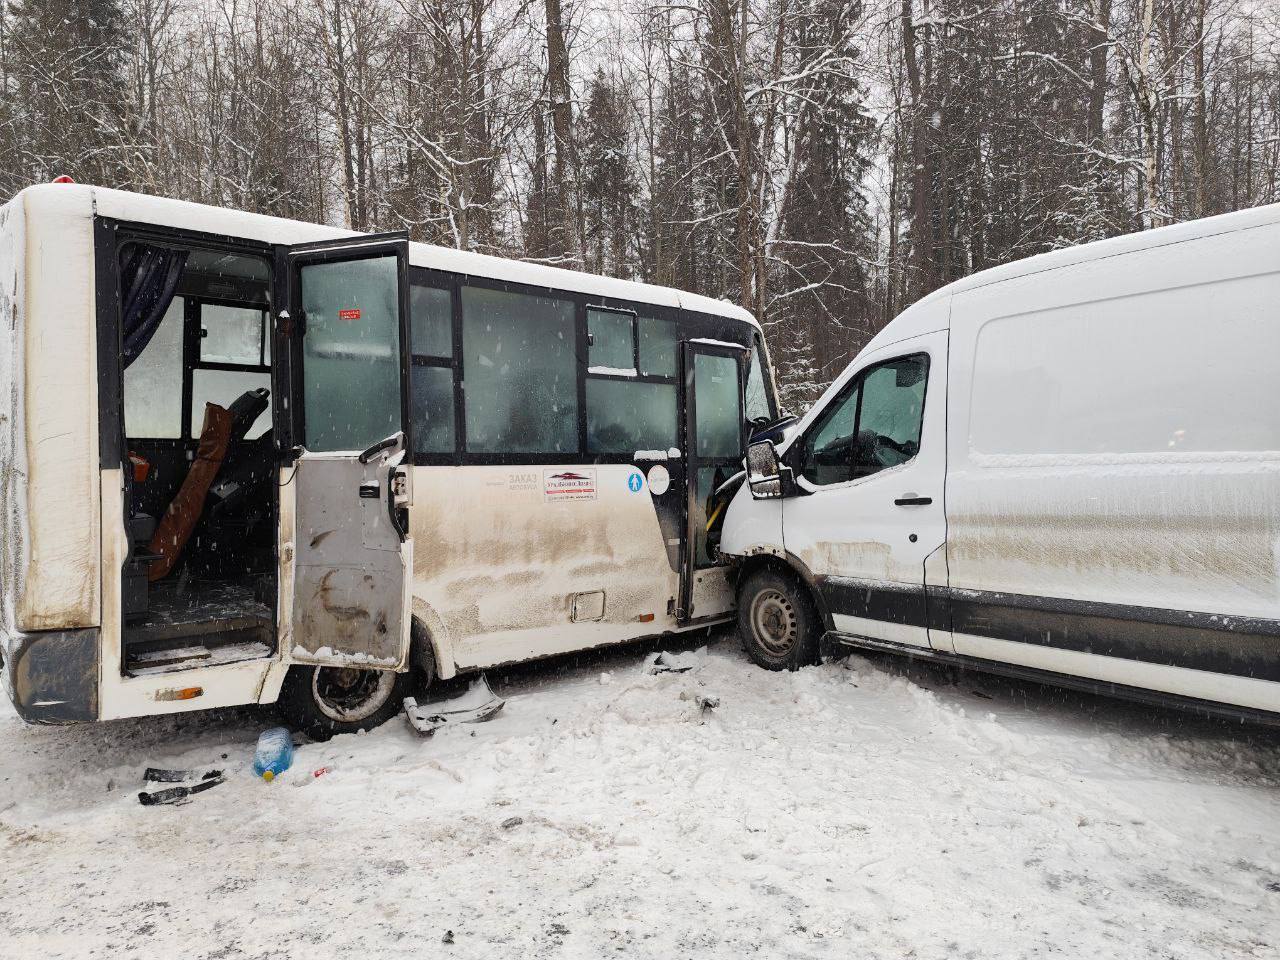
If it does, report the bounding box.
[747,440,791,499]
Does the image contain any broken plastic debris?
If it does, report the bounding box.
[138,768,225,806]
[404,676,505,735]
[644,648,705,674]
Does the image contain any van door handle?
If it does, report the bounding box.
[894,495,932,506]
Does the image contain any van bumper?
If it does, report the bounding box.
[3,628,99,724]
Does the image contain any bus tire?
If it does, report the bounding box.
[737,566,821,671]
[277,664,415,741]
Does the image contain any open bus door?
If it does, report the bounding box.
[273,234,414,668]
[678,340,749,622]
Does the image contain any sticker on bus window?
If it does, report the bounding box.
[646,464,670,496]
[338,309,361,321]
[544,469,596,502]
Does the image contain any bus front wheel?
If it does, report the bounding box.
[278,665,414,740]
[737,567,821,671]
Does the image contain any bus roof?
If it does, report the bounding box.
[8,183,760,330]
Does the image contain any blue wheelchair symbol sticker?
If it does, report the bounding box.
[627,472,643,493]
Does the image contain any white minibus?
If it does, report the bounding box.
[0,183,777,737]
[725,205,1280,724]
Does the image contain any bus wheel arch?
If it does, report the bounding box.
[734,555,826,672]
[409,597,456,681]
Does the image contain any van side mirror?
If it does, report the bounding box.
[746,440,791,499]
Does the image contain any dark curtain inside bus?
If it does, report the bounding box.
[120,244,189,367]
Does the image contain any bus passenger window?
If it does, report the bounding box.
[412,366,455,454]
[123,296,184,439]
[638,317,677,376]
[410,284,455,455]
[462,286,577,454]
[588,308,635,372]
[411,285,452,357]
[586,380,676,453]
[201,304,267,365]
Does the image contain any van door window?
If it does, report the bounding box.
[800,381,860,485]
[852,357,928,477]
[800,354,928,485]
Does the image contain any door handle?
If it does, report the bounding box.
[895,495,932,506]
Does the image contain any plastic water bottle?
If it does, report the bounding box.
[252,727,294,782]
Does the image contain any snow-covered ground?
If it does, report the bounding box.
[4,635,1280,959]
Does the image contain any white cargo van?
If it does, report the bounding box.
[722,205,1280,723]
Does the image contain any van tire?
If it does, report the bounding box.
[277,665,415,741]
[737,567,821,671]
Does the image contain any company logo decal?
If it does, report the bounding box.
[627,472,644,493]
[544,469,597,502]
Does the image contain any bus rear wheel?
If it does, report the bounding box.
[737,567,821,671]
[278,664,414,741]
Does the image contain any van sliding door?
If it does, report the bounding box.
[273,234,414,669]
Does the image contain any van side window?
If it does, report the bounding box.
[800,354,928,485]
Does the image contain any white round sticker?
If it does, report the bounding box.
[646,464,671,496]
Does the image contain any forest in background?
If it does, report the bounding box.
[4,0,1280,406]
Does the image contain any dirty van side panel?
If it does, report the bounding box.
[17,188,101,630]
[946,222,1280,701]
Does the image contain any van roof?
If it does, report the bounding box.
[860,201,1280,354]
[7,183,760,329]
[915,201,1280,309]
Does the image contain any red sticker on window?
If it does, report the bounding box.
[338,309,361,321]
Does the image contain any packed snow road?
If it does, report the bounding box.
[3,635,1280,960]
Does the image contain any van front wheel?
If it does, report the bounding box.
[737,567,821,671]
[278,665,414,740]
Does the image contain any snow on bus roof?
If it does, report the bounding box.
[13,183,759,329]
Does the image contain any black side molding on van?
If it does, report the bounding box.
[822,630,1280,730]
[817,575,1280,684]
[946,588,1280,683]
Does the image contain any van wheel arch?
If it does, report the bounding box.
[735,554,833,632]
[735,557,827,671]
